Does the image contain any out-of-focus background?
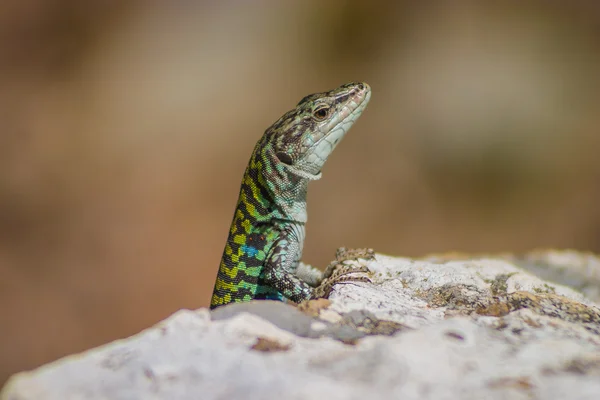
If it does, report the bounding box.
[1,0,600,385]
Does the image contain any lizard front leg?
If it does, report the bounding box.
[262,236,314,303]
[263,243,374,303]
[258,220,329,303]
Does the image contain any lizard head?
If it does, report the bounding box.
[264,82,371,180]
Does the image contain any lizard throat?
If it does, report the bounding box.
[284,165,322,181]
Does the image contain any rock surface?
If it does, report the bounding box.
[2,250,600,400]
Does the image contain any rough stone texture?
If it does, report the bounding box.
[2,250,600,400]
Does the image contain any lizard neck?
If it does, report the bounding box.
[246,142,309,224]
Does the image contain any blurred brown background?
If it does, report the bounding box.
[2,0,600,386]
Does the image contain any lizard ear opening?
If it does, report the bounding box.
[276,152,293,165]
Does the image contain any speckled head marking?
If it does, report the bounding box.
[264,82,371,180]
[210,82,370,309]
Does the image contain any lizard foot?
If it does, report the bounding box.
[312,247,374,299]
[323,247,375,279]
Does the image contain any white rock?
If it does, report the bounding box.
[2,251,600,400]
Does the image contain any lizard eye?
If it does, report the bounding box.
[313,106,330,121]
[276,151,293,165]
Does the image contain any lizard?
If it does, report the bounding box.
[210,82,371,309]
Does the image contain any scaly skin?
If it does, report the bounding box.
[210,82,371,309]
